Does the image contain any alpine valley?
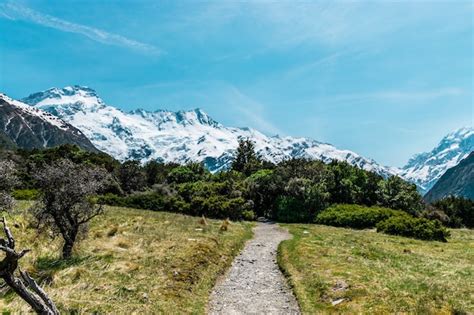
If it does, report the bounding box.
[2,85,472,194]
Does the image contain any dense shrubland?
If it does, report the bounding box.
[2,142,472,240]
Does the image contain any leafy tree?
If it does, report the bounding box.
[117,160,146,194]
[377,176,424,215]
[167,163,208,184]
[276,177,329,222]
[32,159,108,259]
[246,169,281,217]
[231,139,262,176]
[144,160,161,186]
[143,161,180,186]
[328,161,358,204]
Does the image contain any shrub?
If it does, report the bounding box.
[241,210,256,221]
[98,193,168,212]
[376,216,450,242]
[315,204,403,229]
[12,189,40,200]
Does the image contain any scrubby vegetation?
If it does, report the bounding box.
[4,142,469,239]
[278,224,474,313]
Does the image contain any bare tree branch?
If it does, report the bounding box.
[0,219,59,314]
[20,271,60,315]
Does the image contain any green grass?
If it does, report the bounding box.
[0,201,253,313]
[278,224,474,314]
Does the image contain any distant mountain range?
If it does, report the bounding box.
[1,85,471,196]
[424,152,474,202]
[0,93,97,152]
[20,86,398,176]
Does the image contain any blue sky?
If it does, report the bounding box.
[0,0,472,167]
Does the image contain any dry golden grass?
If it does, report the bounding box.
[278,224,474,314]
[0,201,253,314]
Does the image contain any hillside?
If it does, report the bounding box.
[0,93,98,152]
[424,151,474,202]
[21,86,397,176]
[1,203,253,313]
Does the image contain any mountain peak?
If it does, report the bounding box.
[445,126,473,141]
[401,126,474,194]
[21,85,105,110]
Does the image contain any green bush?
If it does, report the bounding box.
[98,191,250,221]
[315,204,404,229]
[376,216,450,242]
[12,189,40,200]
[241,210,256,221]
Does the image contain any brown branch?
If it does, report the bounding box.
[1,217,15,249]
[20,271,59,315]
[0,219,59,314]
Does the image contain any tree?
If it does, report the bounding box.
[144,160,161,186]
[0,160,18,213]
[0,217,59,314]
[117,160,146,194]
[377,176,424,215]
[276,177,329,222]
[167,163,208,184]
[231,139,262,176]
[32,159,108,259]
[246,169,281,217]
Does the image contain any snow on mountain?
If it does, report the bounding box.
[1,93,71,131]
[400,127,474,194]
[21,86,397,175]
[0,92,98,151]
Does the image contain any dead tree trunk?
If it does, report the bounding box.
[0,217,59,314]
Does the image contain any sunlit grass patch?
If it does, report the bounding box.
[1,201,253,313]
[279,224,474,314]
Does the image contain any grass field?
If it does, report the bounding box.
[0,202,253,313]
[278,224,474,314]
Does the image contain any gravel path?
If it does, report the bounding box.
[208,222,300,315]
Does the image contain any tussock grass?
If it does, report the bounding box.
[278,224,474,314]
[0,201,253,313]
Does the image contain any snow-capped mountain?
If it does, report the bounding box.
[21,86,398,176]
[0,92,98,151]
[400,127,474,194]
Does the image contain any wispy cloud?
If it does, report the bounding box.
[223,85,283,136]
[0,2,162,55]
[329,87,465,104]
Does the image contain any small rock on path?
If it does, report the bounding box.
[208,222,300,315]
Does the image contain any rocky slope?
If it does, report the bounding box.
[21,86,397,175]
[400,127,474,194]
[0,93,98,152]
[424,151,474,202]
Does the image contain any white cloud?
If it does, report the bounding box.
[0,2,162,55]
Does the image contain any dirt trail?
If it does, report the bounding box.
[208,222,300,315]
